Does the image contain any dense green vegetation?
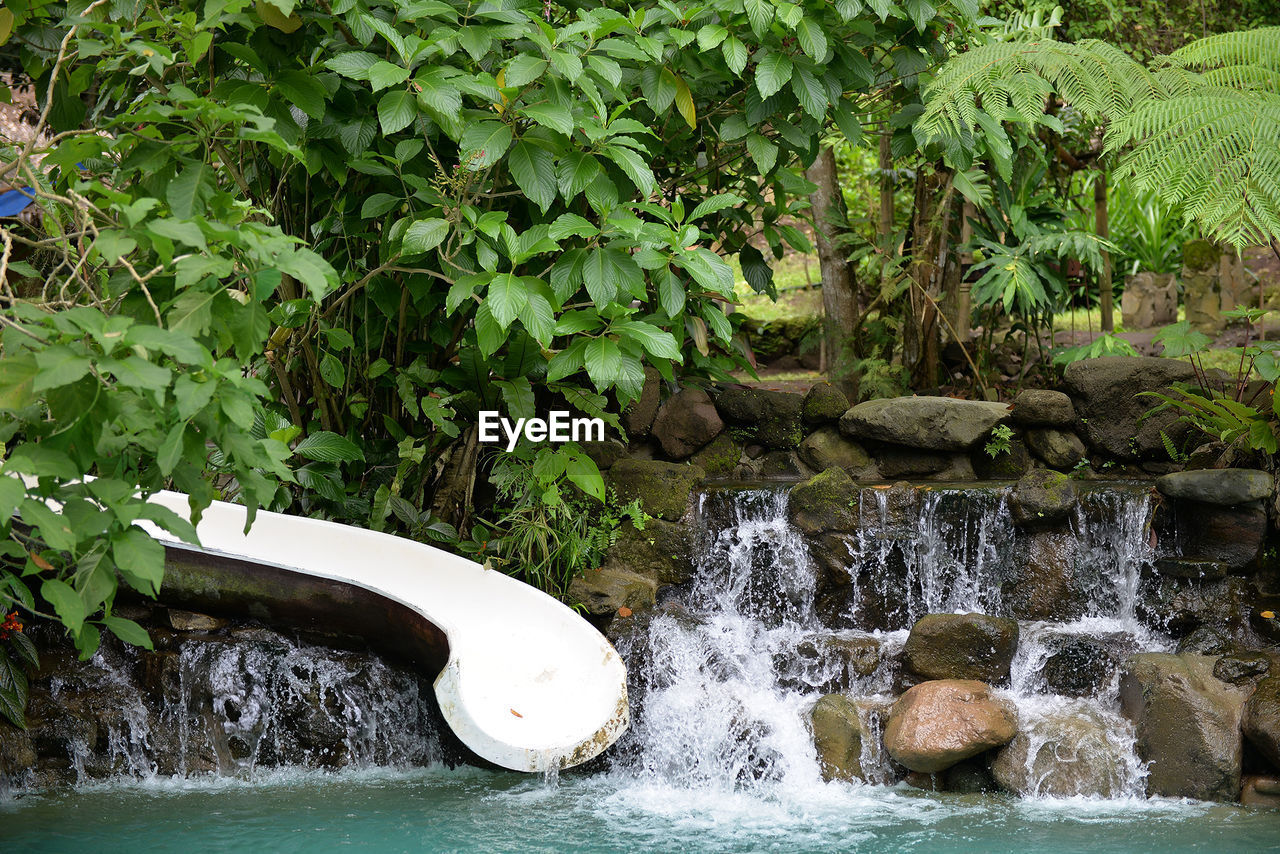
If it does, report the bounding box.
[0,1,1276,727]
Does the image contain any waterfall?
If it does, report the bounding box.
[20,628,443,788]
[613,482,1172,800]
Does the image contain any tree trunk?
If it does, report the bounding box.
[1096,171,1113,332]
[806,146,859,396]
[879,132,894,250]
[904,166,954,390]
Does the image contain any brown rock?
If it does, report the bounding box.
[1242,676,1280,769]
[567,567,657,616]
[902,613,1019,684]
[622,366,661,438]
[167,609,227,632]
[883,679,1018,773]
[650,387,724,459]
[1241,775,1280,808]
[810,694,865,782]
[1011,389,1076,427]
[1025,428,1087,470]
[1119,653,1251,801]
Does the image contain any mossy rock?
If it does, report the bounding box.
[787,466,858,535]
[802,382,850,424]
[568,566,658,616]
[602,519,694,585]
[715,387,805,450]
[607,459,705,521]
[1182,239,1221,273]
[811,694,865,782]
[1008,468,1077,527]
[688,432,744,477]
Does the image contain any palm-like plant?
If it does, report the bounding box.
[918,27,1280,252]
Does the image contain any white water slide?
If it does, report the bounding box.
[35,482,629,773]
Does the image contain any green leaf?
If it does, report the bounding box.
[680,248,735,296]
[903,0,937,32]
[474,301,507,357]
[602,145,656,198]
[796,17,828,60]
[504,55,548,87]
[294,431,365,462]
[460,121,513,169]
[548,213,598,241]
[0,476,23,525]
[756,51,794,99]
[279,249,338,301]
[745,133,779,173]
[319,351,346,387]
[110,528,165,597]
[564,450,604,503]
[325,51,380,80]
[403,218,449,254]
[20,499,77,553]
[486,273,529,330]
[276,70,328,119]
[100,355,171,391]
[583,336,623,389]
[612,320,682,360]
[361,193,401,219]
[0,353,37,410]
[165,162,208,219]
[0,647,28,729]
[33,345,91,392]
[508,141,557,213]
[521,102,573,136]
[674,76,695,129]
[103,616,153,649]
[557,152,600,199]
[368,61,411,92]
[377,90,418,135]
[41,577,85,633]
[690,193,745,220]
[723,37,748,75]
[791,65,827,120]
[698,24,728,51]
[745,0,774,36]
[158,421,186,476]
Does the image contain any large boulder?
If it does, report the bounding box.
[991,705,1136,798]
[1025,428,1087,470]
[802,382,851,424]
[1062,356,1198,460]
[883,679,1018,773]
[1011,389,1076,427]
[1008,469,1078,528]
[902,613,1019,684]
[970,439,1032,480]
[607,459,705,521]
[622,366,662,438]
[798,427,877,478]
[839,396,1012,452]
[567,566,657,616]
[787,467,858,535]
[810,694,866,782]
[650,387,724,459]
[1119,653,1252,801]
[715,388,805,450]
[601,519,694,586]
[1242,676,1280,769]
[1156,468,1273,506]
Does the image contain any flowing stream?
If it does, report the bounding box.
[5,482,1279,852]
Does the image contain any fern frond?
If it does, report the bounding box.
[1110,91,1280,248]
[1165,27,1280,73]
[919,39,1159,139]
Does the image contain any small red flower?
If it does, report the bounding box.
[0,611,21,640]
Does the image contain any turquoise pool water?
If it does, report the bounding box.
[4,766,1279,853]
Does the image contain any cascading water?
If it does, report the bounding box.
[610,482,1173,801]
[9,627,443,791]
